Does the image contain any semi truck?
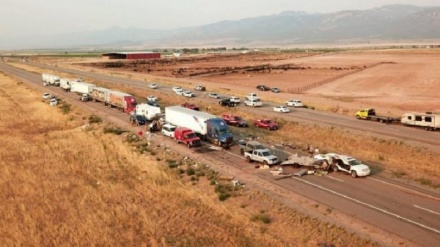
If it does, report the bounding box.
[355,108,399,123]
[90,87,110,103]
[60,78,83,92]
[90,87,137,113]
[42,73,60,86]
[108,90,137,113]
[165,106,234,147]
[70,81,96,95]
[134,103,162,121]
[401,112,440,131]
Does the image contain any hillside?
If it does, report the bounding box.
[3,4,440,50]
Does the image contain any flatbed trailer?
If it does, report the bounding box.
[356,108,400,123]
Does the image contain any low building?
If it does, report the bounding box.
[102,51,161,60]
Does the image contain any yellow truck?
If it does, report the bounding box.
[355,108,399,123]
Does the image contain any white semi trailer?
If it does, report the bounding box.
[42,73,60,86]
[70,81,96,95]
[165,106,234,147]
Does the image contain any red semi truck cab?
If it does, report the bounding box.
[174,127,201,148]
[124,96,137,114]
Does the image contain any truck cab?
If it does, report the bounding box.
[356,108,376,119]
[174,127,201,148]
[205,118,234,148]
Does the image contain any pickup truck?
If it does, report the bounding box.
[254,119,278,130]
[239,140,265,155]
[355,108,399,123]
[174,127,201,148]
[314,153,371,178]
[244,98,263,107]
[244,149,279,166]
[222,114,248,128]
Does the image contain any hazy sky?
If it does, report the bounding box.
[1,0,439,38]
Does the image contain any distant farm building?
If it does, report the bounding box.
[102,51,161,60]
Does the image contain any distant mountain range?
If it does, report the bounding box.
[4,4,440,50]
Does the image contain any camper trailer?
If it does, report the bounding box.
[401,112,440,131]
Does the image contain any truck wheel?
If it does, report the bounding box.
[246,156,252,163]
[263,161,268,166]
[293,163,300,168]
[187,143,191,148]
[332,165,339,172]
[351,171,358,178]
[240,149,244,155]
[356,115,360,119]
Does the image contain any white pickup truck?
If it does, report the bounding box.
[244,149,278,166]
[314,153,371,178]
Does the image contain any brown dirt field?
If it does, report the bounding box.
[80,49,440,115]
[0,72,379,246]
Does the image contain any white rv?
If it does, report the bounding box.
[401,112,440,131]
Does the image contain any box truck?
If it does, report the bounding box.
[60,78,83,92]
[165,106,234,147]
[135,103,162,121]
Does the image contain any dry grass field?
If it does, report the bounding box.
[0,73,380,246]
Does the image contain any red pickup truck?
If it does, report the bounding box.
[174,127,201,148]
[181,102,199,111]
[254,119,278,130]
[222,114,248,127]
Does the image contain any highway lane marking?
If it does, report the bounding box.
[414,205,440,216]
[326,176,344,182]
[291,176,440,235]
[367,177,440,202]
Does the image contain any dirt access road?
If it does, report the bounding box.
[2,62,440,247]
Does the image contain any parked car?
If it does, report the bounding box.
[256,85,270,91]
[49,98,58,106]
[149,83,158,89]
[285,99,304,107]
[219,98,237,107]
[172,87,184,95]
[194,84,206,91]
[222,114,248,127]
[273,106,290,113]
[271,87,280,93]
[147,95,158,102]
[230,96,241,104]
[314,153,371,178]
[129,114,147,126]
[42,92,51,99]
[181,102,199,111]
[254,119,278,130]
[161,123,176,138]
[183,91,195,98]
[245,93,260,101]
[208,93,220,99]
